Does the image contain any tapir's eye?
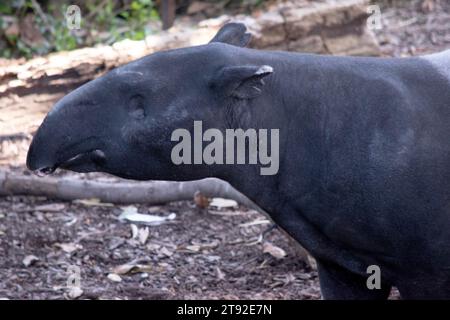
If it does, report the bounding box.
[128,94,145,120]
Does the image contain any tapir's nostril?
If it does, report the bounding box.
[33,166,56,177]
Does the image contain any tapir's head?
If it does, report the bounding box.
[26,23,274,180]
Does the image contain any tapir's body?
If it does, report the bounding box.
[27,24,450,299]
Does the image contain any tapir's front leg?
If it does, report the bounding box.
[317,260,392,300]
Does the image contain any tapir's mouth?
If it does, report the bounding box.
[33,149,106,176]
[34,166,57,177]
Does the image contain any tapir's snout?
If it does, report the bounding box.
[27,121,108,176]
[26,129,106,176]
[26,121,59,175]
[26,80,110,176]
[26,143,56,176]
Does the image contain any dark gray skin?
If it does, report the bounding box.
[27,23,450,299]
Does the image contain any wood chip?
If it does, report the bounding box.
[107,273,122,282]
[73,198,114,207]
[239,219,271,228]
[56,243,82,253]
[112,262,153,275]
[215,267,226,281]
[34,203,65,212]
[119,206,176,226]
[67,287,83,299]
[262,241,287,259]
[209,198,238,209]
[22,255,39,267]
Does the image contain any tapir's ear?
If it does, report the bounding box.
[209,23,251,47]
[211,65,274,99]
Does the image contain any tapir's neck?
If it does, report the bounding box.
[217,50,329,213]
[212,50,314,212]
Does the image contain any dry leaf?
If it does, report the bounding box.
[73,198,114,207]
[159,246,173,257]
[194,191,210,209]
[148,206,162,213]
[107,273,122,282]
[215,267,226,281]
[208,210,246,216]
[138,227,149,245]
[119,206,176,226]
[56,243,82,253]
[111,262,152,275]
[22,255,39,267]
[179,240,219,252]
[192,240,220,249]
[64,217,78,227]
[130,224,139,239]
[239,219,271,228]
[34,203,65,212]
[111,264,135,275]
[146,243,161,251]
[185,245,201,252]
[262,242,287,259]
[210,198,238,209]
[67,287,83,299]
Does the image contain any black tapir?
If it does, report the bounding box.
[27,23,450,299]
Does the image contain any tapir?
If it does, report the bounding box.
[27,23,450,299]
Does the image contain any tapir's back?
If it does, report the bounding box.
[421,49,450,82]
[266,48,450,273]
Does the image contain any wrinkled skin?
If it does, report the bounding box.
[27,23,450,299]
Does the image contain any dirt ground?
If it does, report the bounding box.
[0,196,320,299]
[1,0,449,299]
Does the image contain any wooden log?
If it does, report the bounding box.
[0,171,260,209]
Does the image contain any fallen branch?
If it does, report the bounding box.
[0,171,260,210]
